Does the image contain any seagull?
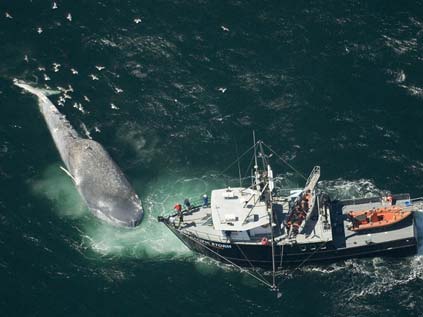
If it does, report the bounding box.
[43,74,51,81]
[83,95,90,102]
[89,74,99,80]
[52,2,58,9]
[5,12,13,19]
[67,84,74,92]
[73,102,85,114]
[94,126,101,133]
[218,87,227,93]
[24,55,29,63]
[70,68,78,75]
[66,13,72,21]
[37,27,43,34]
[38,66,46,71]
[110,103,119,110]
[57,96,66,106]
[52,63,61,72]
[95,65,105,71]
[63,93,72,100]
[114,87,123,94]
[221,25,230,32]
[134,18,142,24]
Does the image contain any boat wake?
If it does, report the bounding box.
[29,163,227,262]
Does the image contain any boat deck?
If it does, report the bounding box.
[177,206,229,242]
[331,194,417,249]
[172,194,419,248]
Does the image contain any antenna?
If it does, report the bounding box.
[235,141,242,187]
[253,131,260,188]
[253,130,258,169]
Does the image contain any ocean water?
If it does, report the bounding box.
[1,0,423,316]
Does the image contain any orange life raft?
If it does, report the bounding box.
[347,206,412,231]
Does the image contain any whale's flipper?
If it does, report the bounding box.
[59,165,77,183]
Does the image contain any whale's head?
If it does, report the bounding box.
[105,196,144,227]
[87,194,144,227]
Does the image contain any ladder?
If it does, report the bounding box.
[304,166,320,193]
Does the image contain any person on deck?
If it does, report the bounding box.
[174,203,183,223]
[202,194,209,207]
[184,198,191,210]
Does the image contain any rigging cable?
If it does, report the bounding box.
[276,241,328,287]
[262,143,307,181]
[182,232,273,289]
[219,142,258,176]
[233,242,268,284]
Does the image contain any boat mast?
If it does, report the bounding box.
[253,131,260,190]
[257,138,278,292]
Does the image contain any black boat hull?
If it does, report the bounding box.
[165,224,418,268]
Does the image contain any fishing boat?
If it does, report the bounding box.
[158,136,421,291]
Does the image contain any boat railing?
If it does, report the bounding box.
[185,227,272,244]
[163,199,209,218]
[185,228,230,243]
[341,193,411,206]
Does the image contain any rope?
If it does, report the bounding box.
[276,241,328,286]
[278,242,285,269]
[234,241,268,283]
[219,142,258,176]
[243,152,255,182]
[182,232,273,288]
[262,143,307,181]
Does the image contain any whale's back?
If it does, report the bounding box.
[68,139,143,226]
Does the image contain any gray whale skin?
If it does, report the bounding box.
[15,80,143,227]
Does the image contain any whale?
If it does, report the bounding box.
[15,80,144,227]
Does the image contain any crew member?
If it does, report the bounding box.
[386,194,393,205]
[184,198,191,210]
[202,194,209,207]
[174,203,183,222]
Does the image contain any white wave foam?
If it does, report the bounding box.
[318,178,384,200]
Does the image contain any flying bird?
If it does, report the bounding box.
[218,87,227,93]
[66,13,72,21]
[89,74,99,80]
[221,25,230,32]
[37,27,43,34]
[52,63,61,72]
[70,68,78,75]
[5,12,13,19]
[95,65,105,71]
[134,18,142,24]
[52,2,58,9]
[110,103,119,110]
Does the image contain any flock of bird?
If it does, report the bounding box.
[4,2,230,138]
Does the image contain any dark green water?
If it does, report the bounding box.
[1,0,423,316]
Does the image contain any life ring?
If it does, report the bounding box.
[261,237,269,246]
